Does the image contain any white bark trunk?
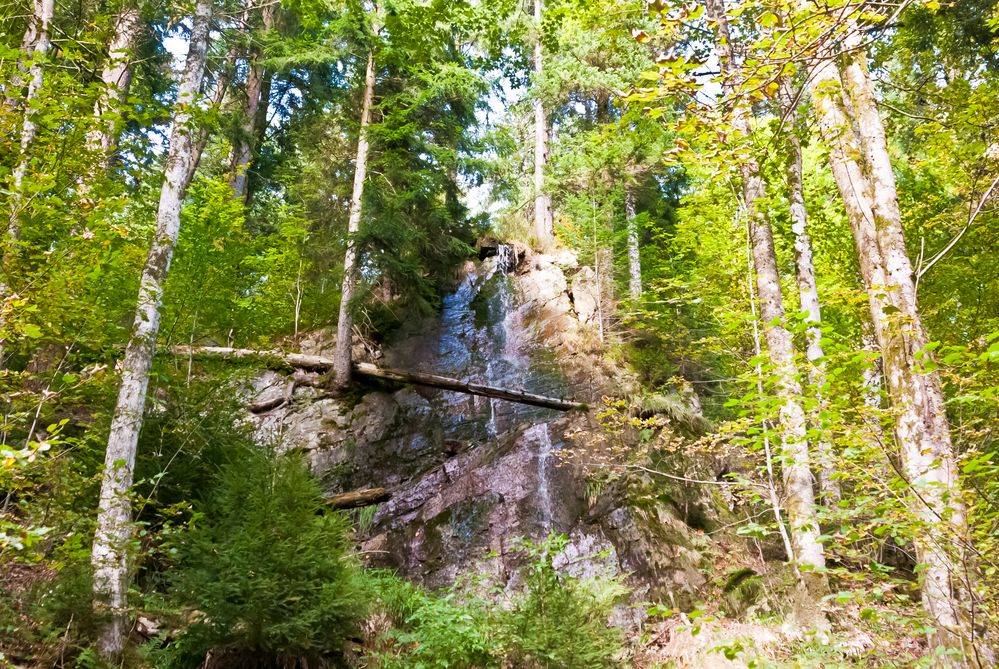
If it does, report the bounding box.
[333,46,377,389]
[90,0,213,657]
[1,0,54,368]
[7,0,55,241]
[779,83,839,504]
[86,6,143,166]
[532,0,553,246]
[705,0,825,582]
[3,0,52,109]
[625,189,642,301]
[810,40,971,652]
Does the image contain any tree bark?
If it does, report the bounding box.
[171,346,589,411]
[229,2,276,202]
[532,0,553,246]
[326,487,391,509]
[840,28,968,647]
[778,83,839,504]
[7,0,55,241]
[625,189,642,301]
[86,6,144,167]
[3,0,53,109]
[705,0,825,582]
[808,36,971,652]
[333,45,377,390]
[90,0,213,657]
[0,0,54,367]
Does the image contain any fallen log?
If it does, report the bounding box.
[325,487,391,509]
[352,362,587,411]
[171,346,589,412]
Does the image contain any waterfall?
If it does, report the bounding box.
[531,423,555,531]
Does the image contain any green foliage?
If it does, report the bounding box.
[369,534,629,669]
[498,535,627,669]
[157,449,368,668]
[368,572,499,669]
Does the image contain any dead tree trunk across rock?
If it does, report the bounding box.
[170,346,589,412]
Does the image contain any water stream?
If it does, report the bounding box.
[383,245,566,533]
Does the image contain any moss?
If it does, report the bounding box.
[469,273,509,328]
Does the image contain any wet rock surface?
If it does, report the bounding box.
[245,247,721,617]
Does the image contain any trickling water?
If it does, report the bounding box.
[382,244,569,535]
[531,423,556,531]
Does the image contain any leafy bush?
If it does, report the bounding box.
[498,535,627,669]
[368,534,628,669]
[157,449,368,668]
[367,572,499,669]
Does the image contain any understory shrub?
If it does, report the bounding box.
[368,534,629,669]
[155,449,368,669]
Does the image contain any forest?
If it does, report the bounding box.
[1,0,998,666]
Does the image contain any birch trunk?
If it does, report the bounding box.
[1,0,55,367]
[86,6,144,166]
[229,2,276,202]
[705,0,825,582]
[332,46,377,389]
[779,83,839,503]
[809,42,971,652]
[532,0,553,246]
[836,35,970,653]
[90,0,213,657]
[625,189,642,301]
[7,0,55,241]
[3,0,53,109]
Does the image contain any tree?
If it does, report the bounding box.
[7,0,55,241]
[777,80,839,503]
[90,0,214,655]
[332,20,378,391]
[704,0,825,585]
[531,0,553,246]
[808,23,971,650]
[228,0,277,202]
[85,4,145,167]
[624,188,641,300]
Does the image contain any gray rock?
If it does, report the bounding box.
[241,247,717,632]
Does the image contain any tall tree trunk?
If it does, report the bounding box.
[90,0,213,657]
[532,0,553,246]
[7,0,55,241]
[86,6,144,167]
[332,46,377,390]
[3,0,53,109]
[779,83,839,503]
[1,0,54,367]
[625,189,642,301]
[229,2,276,202]
[809,40,971,652]
[705,0,825,583]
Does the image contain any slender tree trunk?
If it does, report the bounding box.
[625,189,642,301]
[90,0,213,657]
[532,0,553,246]
[3,0,53,109]
[332,46,377,389]
[860,324,885,436]
[229,2,275,202]
[778,83,840,503]
[838,35,970,653]
[86,6,144,166]
[1,0,54,367]
[809,41,971,653]
[7,0,55,241]
[705,0,825,583]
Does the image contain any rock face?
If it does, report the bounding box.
[246,247,721,617]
